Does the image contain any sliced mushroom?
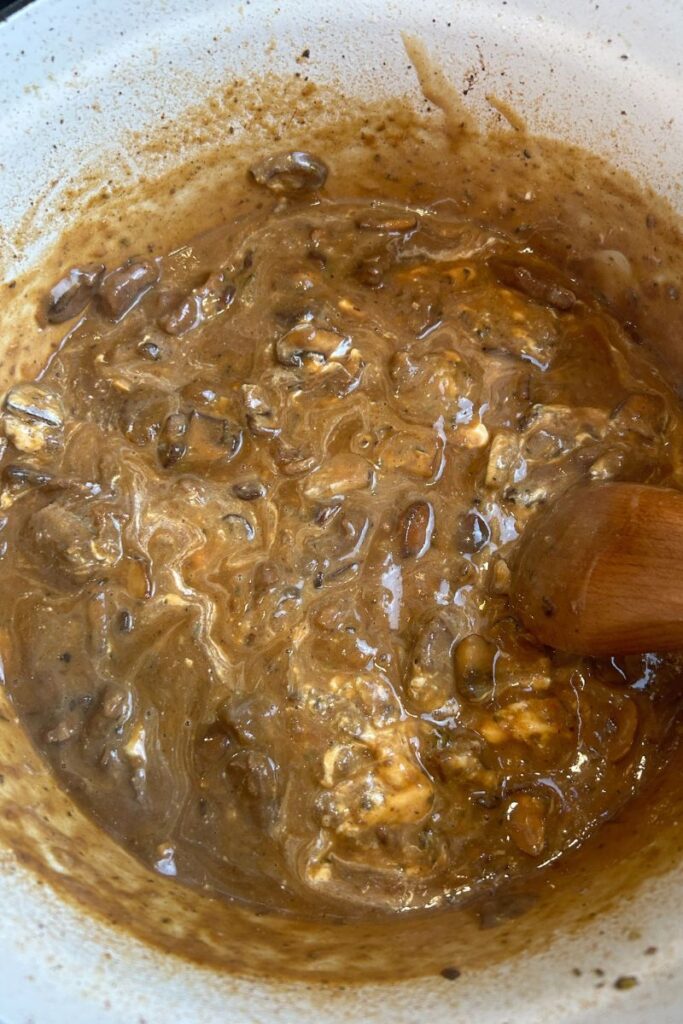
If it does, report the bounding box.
[198,270,236,318]
[158,411,242,469]
[119,390,174,447]
[273,441,318,476]
[249,151,328,194]
[310,356,364,399]
[159,271,235,334]
[491,259,576,311]
[157,412,188,468]
[227,749,281,829]
[508,793,547,856]
[354,255,386,289]
[433,730,497,788]
[192,412,242,465]
[275,323,351,369]
[398,500,434,559]
[99,686,133,721]
[3,463,54,489]
[158,293,202,336]
[3,383,64,453]
[221,513,256,543]
[520,404,608,453]
[45,263,105,323]
[390,348,478,426]
[602,697,639,763]
[455,510,491,554]
[453,635,496,704]
[138,339,162,361]
[232,479,267,501]
[98,258,159,321]
[5,383,63,428]
[485,432,523,490]
[405,615,455,712]
[241,383,281,437]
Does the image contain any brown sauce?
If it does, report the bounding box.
[1,83,683,947]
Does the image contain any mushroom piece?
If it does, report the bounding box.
[455,510,491,554]
[405,615,456,712]
[2,463,54,490]
[398,500,434,559]
[3,383,64,453]
[4,383,63,428]
[275,323,352,369]
[98,258,160,321]
[485,432,523,490]
[158,293,202,336]
[232,479,267,501]
[453,634,496,704]
[490,258,576,311]
[354,255,386,289]
[157,411,242,469]
[273,441,318,477]
[158,271,236,335]
[249,151,328,194]
[157,413,188,468]
[241,383,281,437]
[28,502,123,581]
[190,412,242,465]
[508,793,547,856]
[45,263,105,323]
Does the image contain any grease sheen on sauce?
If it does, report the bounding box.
[1,134,683,921]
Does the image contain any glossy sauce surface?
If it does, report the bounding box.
[1,135,683,920]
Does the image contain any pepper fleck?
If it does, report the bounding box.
[614,975,638,991]
[441,967,461,980]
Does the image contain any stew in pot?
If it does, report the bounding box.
[0,137,682,917]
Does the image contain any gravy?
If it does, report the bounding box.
[1,132,683,920]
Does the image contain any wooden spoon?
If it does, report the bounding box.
[509,482,683,655]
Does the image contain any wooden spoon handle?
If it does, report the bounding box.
[510,482,683,656]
